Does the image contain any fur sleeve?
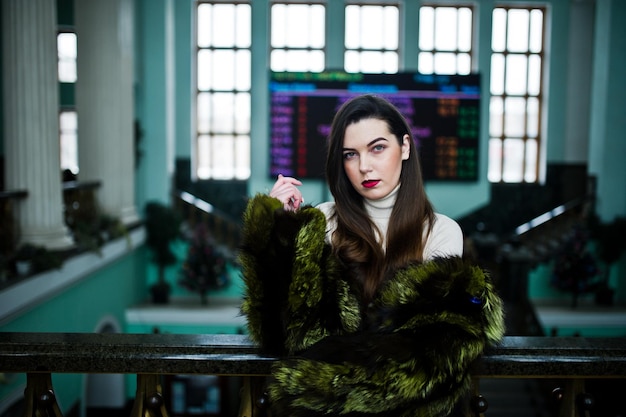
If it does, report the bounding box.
[267,257,505,417]
[238,194,361,355]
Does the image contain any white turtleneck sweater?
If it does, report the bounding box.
[316,186,463,260]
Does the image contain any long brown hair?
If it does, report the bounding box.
[325,95,435,302]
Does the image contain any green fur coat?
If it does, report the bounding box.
[239,194,505,417]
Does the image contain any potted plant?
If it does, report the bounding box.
[178,223,230,305]
[144,201,182,304]
[13,243,63,276]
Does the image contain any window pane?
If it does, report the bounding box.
[488,138,502,182]
[526,97,539,138]
[197,134,211,179]
[58,32,77,82]
[490,54,505,95]
[197,93,211,133]
[361,6,385,49]
[212,93,235,133]
[457,53,471,74]
[505,54,528,95]
[235,50,251,90]
[524,139,537,182]
[528,55,542,95]
[212,4,236,47]
[419,7,434,50]
[502,138,524,182]
[434,53,457,74]
[60,111,78,174]
[489,97,503,137]
[197,49,212,91]
[344,50,360,73]
[345,5,360,49]
[212,135,235,179]
[491,9,506,52]
[235,92,250,133]
[197,4,212,47]
[507,9,529,52]
[434,8,457,51]
[235,135,251,179]
[212,50,235,90]
[458,8,473,51]
[529,9,544,53]
[504,97,527,137]
[236,4,251,47]
[418,52,434,74]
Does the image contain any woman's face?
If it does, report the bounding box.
[342,118,410,201]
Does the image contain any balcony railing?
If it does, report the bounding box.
[1,332,624,417]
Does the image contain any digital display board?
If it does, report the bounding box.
[269,71,481,182]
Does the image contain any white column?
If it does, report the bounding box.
[1,0,74,250]
[75,0,139,225]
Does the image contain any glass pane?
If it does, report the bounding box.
[360,51,385,73]
[489,97,504,137]
[197,49,211,91]
[197,135,211,179]
[271,49,287,72]
[491,9,506,52]
[434,52,457,74]
[488,138,502,182]
[524,138,537,182]
[212,93,234,133]
[197,92,211,133]
[529,9,544,53]
[309,50,326,72]
[383,6,399,49]
[458,8,473,52]
[383,51,398,73]
[212,50,235,90]
[526,97,539,138]
[285,50,321,72]
[60,111,78,174]
[213,4,236,47]
[236,4,251,47]
[507,9,529,52]
[271,4,287,47]
[344,50,360,73]
[504,97,527,137]
[235,135,251,179]
[502,138,524,182]
[235,93,251,133]
[418,52,434,74]
[361,6,384,49]
[197,4,212,47]
[58,33,77,82]
[434,7,457,51]
[490,54,505,95]
[286,5,313,48]
[212,135,235,179]
[527,54,542,96]
[457,53,471,75]
[505,54,528,95]
[419,7,434,50]
[310,5,326,48]
[345,5,360,49]
[236,50,251,90]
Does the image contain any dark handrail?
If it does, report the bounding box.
[1,332,625,378]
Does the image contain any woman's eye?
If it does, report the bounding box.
[343,152,356,160]
[372,144,385,152]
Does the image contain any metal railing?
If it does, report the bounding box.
[1,332,624,417]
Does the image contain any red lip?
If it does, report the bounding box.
[362,180,380,188]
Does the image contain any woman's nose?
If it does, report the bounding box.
[359,156,372,173]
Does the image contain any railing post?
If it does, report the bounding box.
[23,373,64,417]
[470,377,488,417]
[556,379,594,417]
[130,374,170,417]
[238,376,269,417]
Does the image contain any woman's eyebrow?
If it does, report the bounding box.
[343,137,388,152]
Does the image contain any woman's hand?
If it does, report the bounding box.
[270,174,304,211]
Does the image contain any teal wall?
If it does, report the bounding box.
[0,247,147,409]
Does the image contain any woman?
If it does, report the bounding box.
[239,95,504,417]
